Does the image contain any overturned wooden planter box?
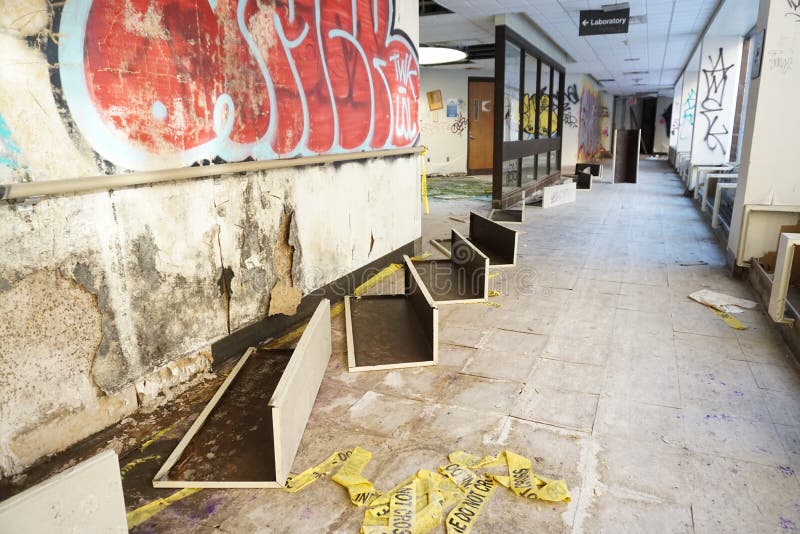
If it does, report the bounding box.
[413,229,489,304]
[575,162,603,179]
[489,202,525,224]
[345,256,438,372]
[431,212,518,268]
[152,299,332,488]
[574,170,593,190]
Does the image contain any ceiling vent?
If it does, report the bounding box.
[419,0,453,16]
[623,70,649,75]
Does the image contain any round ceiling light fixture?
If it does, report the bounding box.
[419,46,467,65]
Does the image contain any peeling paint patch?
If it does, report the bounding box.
[268,208,302,316]
[135,350,214,408]
[0,269,102,475]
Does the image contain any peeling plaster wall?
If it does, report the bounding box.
[0,1,421,475]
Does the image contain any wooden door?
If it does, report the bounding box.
[468,80,494,174]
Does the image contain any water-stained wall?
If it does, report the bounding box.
[0,0,420,475]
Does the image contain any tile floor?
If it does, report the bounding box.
[135,159,800,533]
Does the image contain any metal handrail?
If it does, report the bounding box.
[0,146,425,202]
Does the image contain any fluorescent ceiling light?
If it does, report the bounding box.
[419,46,467,65]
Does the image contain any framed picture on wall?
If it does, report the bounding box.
[427,90,443,111]
[751,29,765,80]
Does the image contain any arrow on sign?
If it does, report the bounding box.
[481,100,491,112]
[582,19,589,26]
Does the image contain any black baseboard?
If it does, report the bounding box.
[211,240,416,365]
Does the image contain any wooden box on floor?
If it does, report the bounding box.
[575,162,603,180]
[430,213,518,268]
[345,256,438,372]
[469,212,518,268]
[489,202,525,224]
[574,169,593,190]
[152,299,332,489]
[541,181,577,208]
[413,229,489,304]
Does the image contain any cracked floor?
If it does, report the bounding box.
[131,158,800,533]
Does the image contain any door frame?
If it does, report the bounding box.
[467,76,495,175]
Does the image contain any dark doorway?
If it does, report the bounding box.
[641,97,657,154]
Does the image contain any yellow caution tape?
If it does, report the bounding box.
[449,450,570,502]
[445,475,497,534]
[448,451,505,469]
[439,463,480,490]
[421,146,430,215]
[331,447,381,507]
[496,450,571,503]
[287,448,569,533]
[140,425,174,452]
[120,455,161,478]
[708,306,748,330]
[126,488,202,529]
[284,449,354,493]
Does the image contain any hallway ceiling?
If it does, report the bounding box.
[420,0,753,96]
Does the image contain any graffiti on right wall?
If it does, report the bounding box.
[699,47,735,155]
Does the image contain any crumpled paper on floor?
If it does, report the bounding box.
[689,289,758,314]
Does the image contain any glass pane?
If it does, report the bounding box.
[503,43,521,143]
[521,156,536,186]
[522,54,538,140]
[537,152,549,178]
[502,159,520,195]
[549,150,558,174]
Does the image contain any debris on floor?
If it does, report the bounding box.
[688,289,758,314]
[284,447,570,533]
[688,289,752,330]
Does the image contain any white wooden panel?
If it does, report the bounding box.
[0,450,127,533]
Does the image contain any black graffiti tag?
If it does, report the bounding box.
[451,113,467,135]
[699,47,735,154]
[566,83,579,104]
[787,0,800,21]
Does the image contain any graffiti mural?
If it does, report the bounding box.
[577,87,600,161]
[521,92,558,136]
[699,48,735,154]
[58,0,419,171]
[679,88,697,140]
[0,116,22,168]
